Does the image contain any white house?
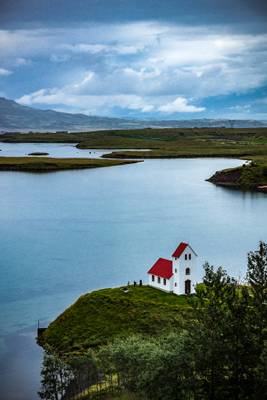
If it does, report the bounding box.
[147,242,198,295]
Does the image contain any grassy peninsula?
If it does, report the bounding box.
[0,156,139,172]
[207,156,267,192]
[41,286,191,355]
[39,245,267,400]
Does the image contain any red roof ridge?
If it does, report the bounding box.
[172,242,189,258]
[148,257,173,279]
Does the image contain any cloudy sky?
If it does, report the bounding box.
[0,0,267,120]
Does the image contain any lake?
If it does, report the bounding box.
[0,143,266,400]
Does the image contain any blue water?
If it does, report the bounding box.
[0,143,266,399]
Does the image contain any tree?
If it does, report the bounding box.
[246,241,267,398]
[38,347,73,400]
[98,332,195,400]
[189,263,236,399]
[223,283,254,400]
[68,352,98,397]
[247,241,267,344]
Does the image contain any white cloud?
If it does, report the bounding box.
[0,68,12,76]
[17,88,155,115]
[159,97,205,113]
[3,22,267,116]
[17,73,203,115]
[61,43,142,55]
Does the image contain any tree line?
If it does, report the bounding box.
[39,242,267,400]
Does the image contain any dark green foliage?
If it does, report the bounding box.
[246,242,267,397]
[189,265,256,399]
[39,348,73,400]
[40,243,267,400]
[98,332,195,400]
[67,352,98,398]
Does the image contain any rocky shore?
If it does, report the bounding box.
[207,163,267,193]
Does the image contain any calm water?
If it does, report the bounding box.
[0,142,114,158]
[0,143,266,399]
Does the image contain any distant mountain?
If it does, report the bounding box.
[0,97,136,131]
[0,97,266,132]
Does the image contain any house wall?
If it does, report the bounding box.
[148,273,172,292]
[172,245,197,295]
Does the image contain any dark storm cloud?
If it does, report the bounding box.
[0,0,267,30]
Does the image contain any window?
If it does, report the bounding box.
[185,267,190,275]
[163,278,166,285]
[152,275,155,282]
[174,268,177,273]
[175,282,177,287]
[189,254,191,260]
[185,254,187,260]
[157,276,161,284]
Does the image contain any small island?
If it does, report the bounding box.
[0,156,140,172]
[28,152,49,156]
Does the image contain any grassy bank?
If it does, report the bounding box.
[207,156,267,191]
[41,286,191,355]
[1,128,267,149]
[0,156,139,172]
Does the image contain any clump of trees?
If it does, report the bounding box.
[39,242,267,400]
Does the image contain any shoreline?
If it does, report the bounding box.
[0,127,266,191]
[0,156,140,172]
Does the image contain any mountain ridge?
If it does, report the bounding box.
[0,97,266,131]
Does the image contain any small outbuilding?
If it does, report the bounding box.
[147,242,198,295]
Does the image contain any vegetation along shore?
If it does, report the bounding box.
[38,242,267,400]
[0,157,139,172]
[1,127,267,189]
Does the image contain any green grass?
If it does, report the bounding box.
[2,128,267,152]
[1,128,267,189]
[0,156,139,172]
[42,286,192,355]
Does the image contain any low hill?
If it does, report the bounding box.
[0,97,266,131]
[0,97,133,131]
[41,286,191,355]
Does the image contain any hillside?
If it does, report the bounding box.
[0,97,135,131]
[41,286,191,355]
[0,97,266,131]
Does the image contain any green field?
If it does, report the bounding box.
[2,128,267,154]
[0,156,139,172]
[1,128,267,188]
[41,286,191,355]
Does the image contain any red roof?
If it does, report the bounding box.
[172,242,188,258]
[148,258,173,279]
